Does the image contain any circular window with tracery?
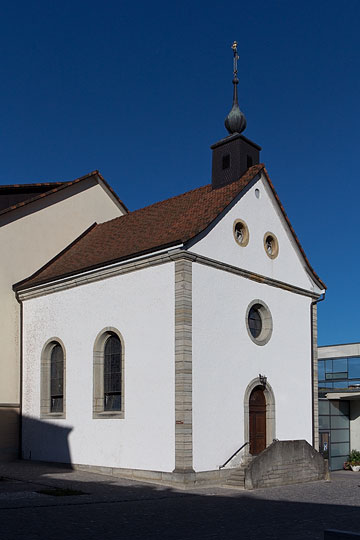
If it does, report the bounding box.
[246,300,273,346]
[233,219,249,247]
[264,232,279,259]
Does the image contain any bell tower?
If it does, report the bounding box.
[211,42,261,189]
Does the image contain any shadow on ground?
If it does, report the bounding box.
[0,460,358,540]
[0,414,357,538]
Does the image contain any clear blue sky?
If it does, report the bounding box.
[0,0,359,346]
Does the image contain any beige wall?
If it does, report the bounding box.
[0,179,125,407]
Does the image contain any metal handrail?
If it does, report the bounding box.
[219,442,249,469]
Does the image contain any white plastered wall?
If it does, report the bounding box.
[190,174,321,294]
[0,181,124,405]
[192,262,313,472]
[22,263,175,472]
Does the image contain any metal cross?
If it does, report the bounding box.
[231,41,239,78]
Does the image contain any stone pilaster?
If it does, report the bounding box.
[312,302,319,451]
[174,258,193,473]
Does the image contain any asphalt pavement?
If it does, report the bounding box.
[0,461,359,539]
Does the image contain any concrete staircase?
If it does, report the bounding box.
[225,440,330,490]
[224,456,253,489]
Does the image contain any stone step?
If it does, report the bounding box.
[227,471,245,479]
[227,476,245,482]
[226,478,245,487]
[225,466,246,488]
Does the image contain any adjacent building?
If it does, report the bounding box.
[318,343,360,470]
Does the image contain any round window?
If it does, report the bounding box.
[264,232,279,259]
[246,301,273,346]
[233,219,249,247]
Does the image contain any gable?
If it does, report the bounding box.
[188,172,323,294]
[13,164,324,294]
[14,166,263,290]
[1,178,125,286]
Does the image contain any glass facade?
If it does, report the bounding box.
[318,355,360,470]
[318,356,360,390]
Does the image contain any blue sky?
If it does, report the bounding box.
[0,0,359,345]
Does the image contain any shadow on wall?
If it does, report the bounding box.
[22,415,73,465]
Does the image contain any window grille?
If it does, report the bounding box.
[248,306,262,338]
[104,335,122,411]
[50,344,64,412]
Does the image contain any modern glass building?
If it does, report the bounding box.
[318,343,360,470]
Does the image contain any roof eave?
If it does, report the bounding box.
[262,167,326,291]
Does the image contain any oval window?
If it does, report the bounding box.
[264,232,279,259]
[233,220,249,247]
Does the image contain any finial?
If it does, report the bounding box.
[231,41,239,83]
[224,41,247,135]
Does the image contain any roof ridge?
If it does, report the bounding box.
[134,183,211,212]
[0,181,70,189]
[96,183,211,227]
[0,171,101,218]
[0,170,99,189]
[98,165,263,228]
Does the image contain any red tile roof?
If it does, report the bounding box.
[0,171,128,217]
[15,164,325,290]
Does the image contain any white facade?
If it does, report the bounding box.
[18,173,323,476]
[22,264,175,471]
[192,262,313,471]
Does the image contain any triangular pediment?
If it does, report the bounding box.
[187,171,324,295]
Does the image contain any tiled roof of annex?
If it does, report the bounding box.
[15,164,326,290]
[0,171,128,217]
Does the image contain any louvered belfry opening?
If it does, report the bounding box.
[211,133,261,190]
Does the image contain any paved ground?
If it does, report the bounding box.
[0,461,359,539]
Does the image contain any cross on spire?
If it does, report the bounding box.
[224,41,247,135]
[232,40,239,82]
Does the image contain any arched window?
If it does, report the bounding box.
[104,334,122,411]
[93,328,125,418]
[50,344,64,412]
[41,339,66,418]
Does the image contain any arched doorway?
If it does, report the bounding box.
[249,386,266,455]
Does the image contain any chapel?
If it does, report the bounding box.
[12,43,328,487]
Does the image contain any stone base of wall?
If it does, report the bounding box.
[72,463,232,489]
[24,440,329,490]
[0,405,19,461]
[244,439,330,490]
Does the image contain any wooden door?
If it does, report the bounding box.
[249,386,266,455]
